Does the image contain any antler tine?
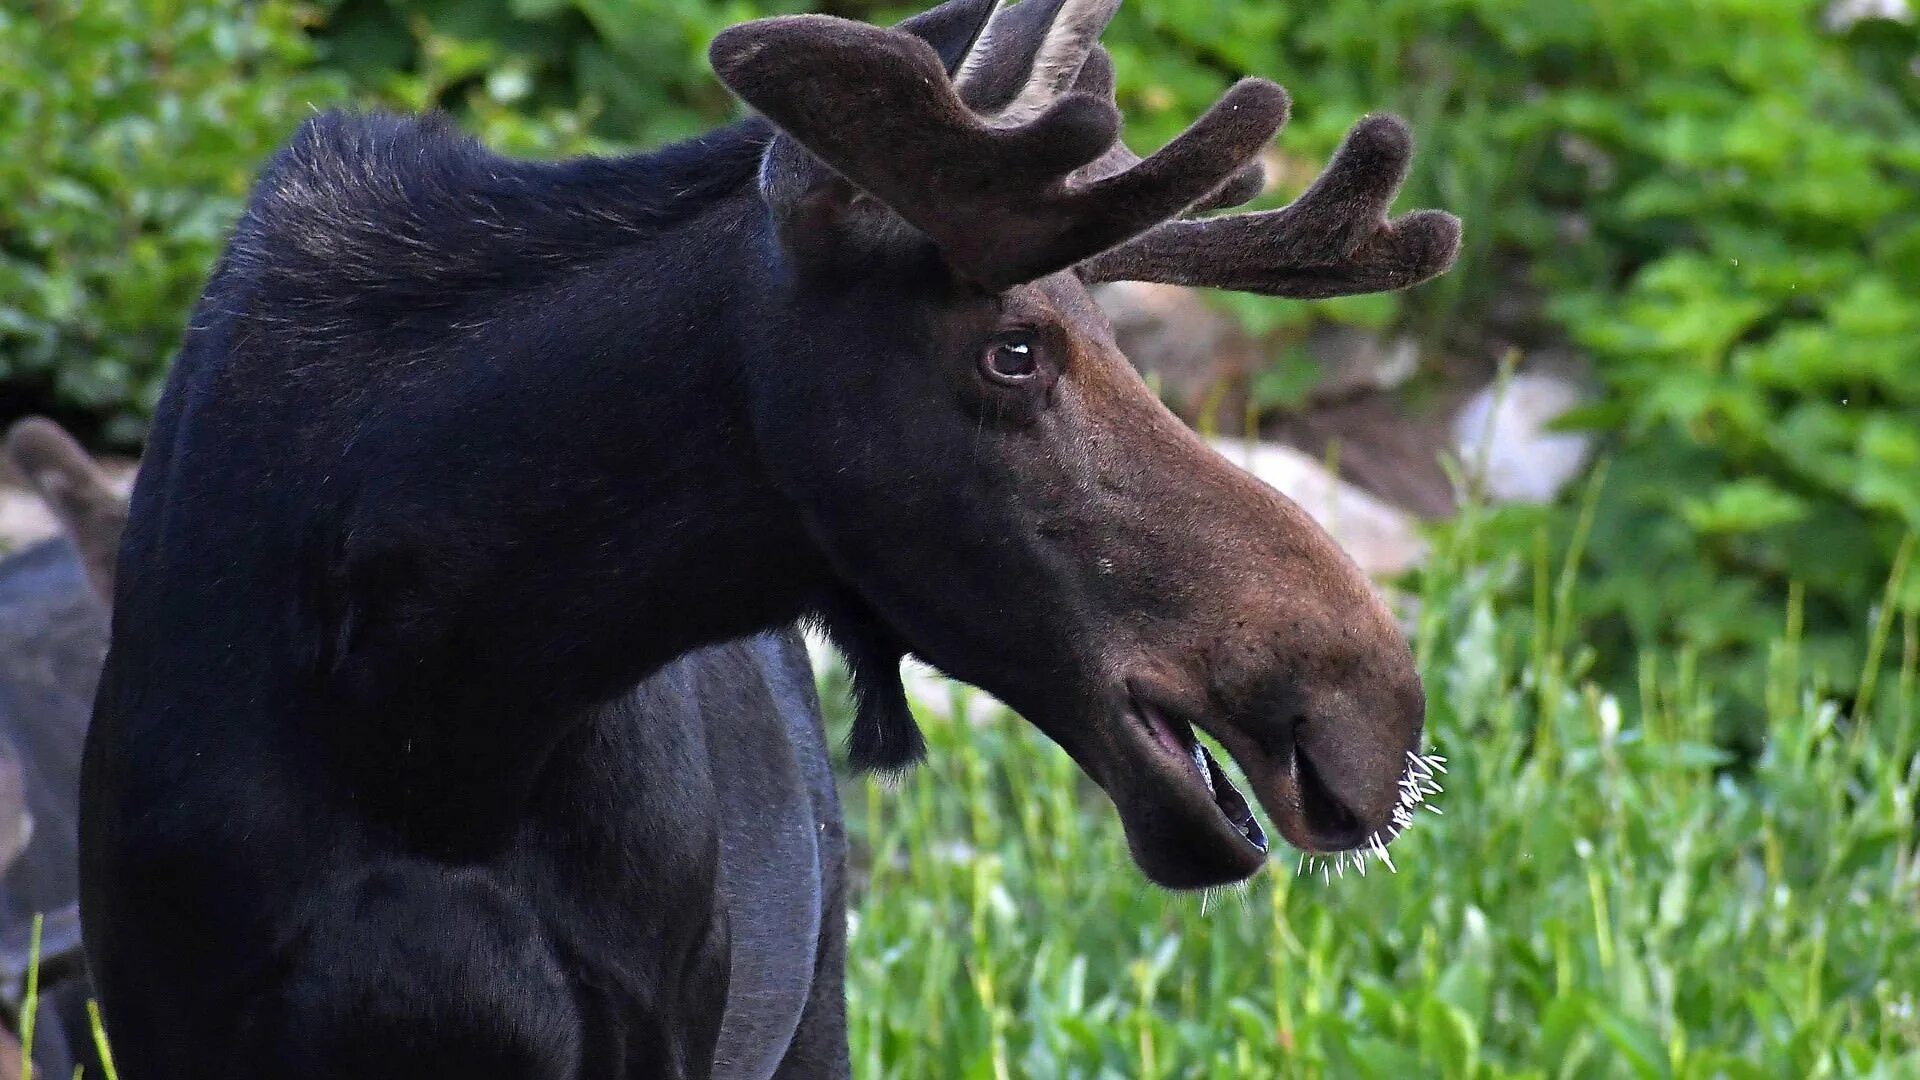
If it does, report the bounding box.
[1069,46,1265,214]
[1077,114,1462,298]
[955,0,1121,126]
[897,0,998,74]
[712,16,1288,290]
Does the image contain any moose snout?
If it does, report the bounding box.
[1232,673,1427,855]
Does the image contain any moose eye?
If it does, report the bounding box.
[981,334,1041,385]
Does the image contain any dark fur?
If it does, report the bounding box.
[83,113,828,1077]
[81,0,1455,1075]
[812,592,922,773]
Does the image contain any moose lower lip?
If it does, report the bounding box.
[1132,699,1268,852]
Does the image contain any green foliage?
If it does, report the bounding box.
[313,0,805,147]
[832,514,1920,1078]
[0,0,345,441]
[1505,0,1920,701]
[1156,0,1920,704]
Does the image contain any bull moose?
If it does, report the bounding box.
[80,0,1460,1074]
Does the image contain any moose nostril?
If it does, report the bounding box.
[1292,749,1363,845]
[1250,711,1305,759]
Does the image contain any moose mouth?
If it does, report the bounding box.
[1122,684,1391,887]
[1132,697,1266,854]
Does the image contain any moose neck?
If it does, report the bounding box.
[303,174,839,854]
[332,181,830,730]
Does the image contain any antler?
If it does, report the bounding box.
[895,0,997,73]
[1065,46,1265,215]
[712,0,1458,297]
[710,7,1287,290]
[954,0,1117,125]
[1077,114,1461,298]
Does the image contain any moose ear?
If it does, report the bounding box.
[756,133,918,268]
[815,590,926,774]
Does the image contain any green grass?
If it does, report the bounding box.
[836,527,1920,1078]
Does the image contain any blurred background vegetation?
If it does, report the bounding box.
[1,0,1918,1072]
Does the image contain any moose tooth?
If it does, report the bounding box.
[1191,744,1214,795]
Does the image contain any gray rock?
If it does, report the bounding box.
[1825,0,1910,29]
[1303,325,1420,403]
[1206,438,1428,579]
[1451,369,1596,505]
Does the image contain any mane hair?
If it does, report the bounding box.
[220,111,773,345]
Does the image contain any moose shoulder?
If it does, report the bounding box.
[79,0,1459,1075]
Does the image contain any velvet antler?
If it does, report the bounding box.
[1077,114,1461,298]
[1065,46,1266,216]
[710,7,1288,290]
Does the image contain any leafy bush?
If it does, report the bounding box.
[1436,0,1920,701]
[0,0,345,442]
[1093,0,1920,702]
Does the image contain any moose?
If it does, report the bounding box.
[80,0,1459,1074]
[0,418,126,1078]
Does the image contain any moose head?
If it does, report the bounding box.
[714,0,1459,887]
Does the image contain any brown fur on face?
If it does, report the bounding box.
[990,276,1424,877]
[751,260,1423,887]
[728,0,1452,887]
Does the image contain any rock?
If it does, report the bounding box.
[1825,0,1910,29]
[0,460,134,558]
[1266,390,1466,520]
[1206,438,1428,579]
[0,488,60,555]
[1303,325,1420,402]
[1094,281,1256,422]
[1451,368,1595,505]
